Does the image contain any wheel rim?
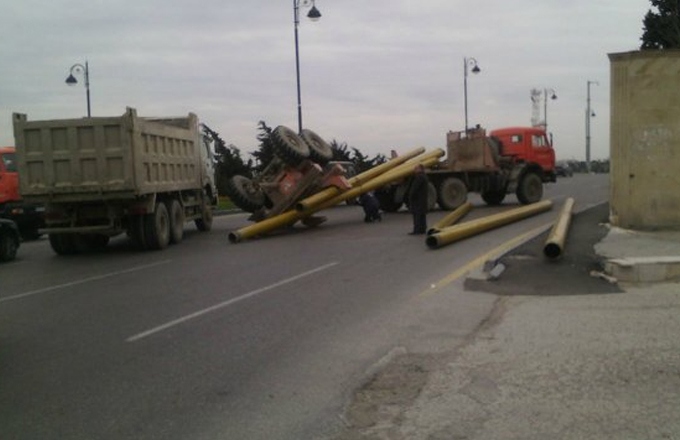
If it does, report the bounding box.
[438,178,467,210]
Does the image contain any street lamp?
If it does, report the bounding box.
[293,0,321,134]
[543,88,557,132]
[65,61,91,117]
[586,80,599,172]
[463,57,481,133]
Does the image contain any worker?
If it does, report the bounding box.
[408,164,429,235]
[359,191,382,223]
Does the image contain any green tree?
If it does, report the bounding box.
[330,139,352,161]
[641,0,680,49]
[250,121,276,173]
[202,124,253,195]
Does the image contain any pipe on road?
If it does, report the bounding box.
[229,151,444,243]
[543,197,575,260]
[295,147,426,212]
[426,200,553,249]
[427,201,473,235]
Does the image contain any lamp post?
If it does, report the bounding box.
[586,80,598,172]
[463,57,481,133]
[65,61,91,117]
[293,0,321,134]
[543,88,557,132]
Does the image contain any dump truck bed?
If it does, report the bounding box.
[13,108,202,202]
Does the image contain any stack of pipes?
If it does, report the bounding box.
[229,148,445,243]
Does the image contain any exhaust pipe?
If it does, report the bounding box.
[543,197,575,260]
[427,201,473,235]
[426,200,553,249]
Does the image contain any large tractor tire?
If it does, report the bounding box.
[225,175,265,213]
[301,129,333,165]
[272,126,310,166]
[437,177,468,210]
[144,202,171,250]
[516,171,543,204]
[481,190,506,206]
[167,199,185,244]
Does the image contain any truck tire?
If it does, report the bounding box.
[0,234,18,262]
[516,172,543,204]
[300,129,333,165]
[144,203,170,250]
[481,190,506,206]
[225,175,265,213]
[195,204,213,232]
[129,215,148,250]
[272,126,310,166]
[49,233,77,255]
[167,199,185,244]
[375,186,403,212]
[437,177,468,210]
[427,182,437,211]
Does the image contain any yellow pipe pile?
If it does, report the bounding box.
[228,148,444,243]
[427,202,473,235]
[426,200,553,249]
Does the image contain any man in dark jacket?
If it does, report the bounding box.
[408,164,430,234]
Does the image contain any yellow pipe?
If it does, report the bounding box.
[426,200,553,249]
[316,154,443,210]
[377,149,445,181]
[296,147,426,212]
[543,197,575,260]
[427,201,473,235]
[229,151,443,243]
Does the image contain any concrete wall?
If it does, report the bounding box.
[609,50,680,230]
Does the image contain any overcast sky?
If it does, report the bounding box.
[1,0,650,161]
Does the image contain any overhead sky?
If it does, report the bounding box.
[1,0,650,161]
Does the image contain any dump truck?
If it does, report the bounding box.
[12,108,217,254]
[0,146,45,239]
[224,125,350,224]
[376,126,556,212]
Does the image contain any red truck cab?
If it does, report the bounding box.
[0,146,44,239]
[490,127,556,181]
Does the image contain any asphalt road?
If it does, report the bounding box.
[0,174,609,440]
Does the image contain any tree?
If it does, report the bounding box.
[250,121,276,173]
[330,139,352,162]
[641,0,680,49]
[203,124,253,195]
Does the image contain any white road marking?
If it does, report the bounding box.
[0,260,172,304]
[126,261,340,343]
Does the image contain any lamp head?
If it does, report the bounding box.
[65,74,78,86]
[551,93,557,100]
[307,5,321,21]
[471,65,481,74]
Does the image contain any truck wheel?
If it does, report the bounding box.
[481,190,506,206]
[516,172,543,204]
[272,126,310,166]
[129,215,148,250]
[225,175,265,213]
[375,187,403,212]
[49,233,77,255]
[195,204,213,232]
[300,129,333,165]
[437,177,468,210]
[427,182,437,211]
[167,199,185,244]
[0,234,18,262]
[144,203,170,250]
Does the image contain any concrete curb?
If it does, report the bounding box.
[605,257,680,283]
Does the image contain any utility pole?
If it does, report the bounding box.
[586,80,598,172]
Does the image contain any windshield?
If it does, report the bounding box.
[1,152,17,172]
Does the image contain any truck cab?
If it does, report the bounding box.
[489,127,556,181]
[0,146,44,239]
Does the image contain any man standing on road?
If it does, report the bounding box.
[408,164,430,235]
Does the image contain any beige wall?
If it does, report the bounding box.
[609,50,680,230]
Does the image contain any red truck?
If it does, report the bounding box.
[0,146,44,239]
[376,126,556,211]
